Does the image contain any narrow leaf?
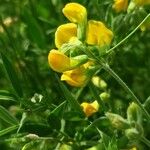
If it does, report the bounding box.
[55,74,84,116]
[21,8,46,48]
[1,52,23,97]
[85,117,110,131]
[0,105,18,125]
[0,125,18,137]
[0,95,17,102]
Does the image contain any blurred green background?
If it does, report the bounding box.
[0,0,150,149]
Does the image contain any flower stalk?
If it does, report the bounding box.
[101,63,150,121]
[106,13,150,54]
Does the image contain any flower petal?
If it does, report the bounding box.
[48,49,70,72]
[113,0,128,13]
[55,23,77,48]
[81,100,99,117]
[61,65,88,87]
[86,20,113,47]
[62,3,87,23]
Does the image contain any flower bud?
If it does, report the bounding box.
[125,128,141,140]
[113,0,128,13]
[31,93,43,103]
[127,102,142,124]
[25,134,39,140]
[81,100,99,117]
[55,23,77,49]
[86,20,113,47]
[62,3,87,23]
[59,144,72,150]
[48,50,88,73]
[100,92,110,102]
[106,112,130,129]
[92,76,107,90]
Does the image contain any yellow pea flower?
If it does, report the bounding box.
[86,20,113,47]
[61,65,88,87]
[113,0,128,12]
[48,49,70,72]
[133,0,150,6]
[62,3,87,23]
[81,100,99,117]
[48,50,88,73]
[55,23,77,49]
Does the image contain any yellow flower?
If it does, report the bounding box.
[61,65,88,87]
[48,49,70,72]
[62,3,87,23]
[81,100,99,117]
[133,0,150,6]
[86,20,113,47]
[55,23,77,48]
[48,50,88,73]
[113,0,128,13]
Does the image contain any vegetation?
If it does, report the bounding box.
[0,0,150,149]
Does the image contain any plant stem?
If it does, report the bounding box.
[101,63,150,121]
[107,13,150,54]
[54,119,66,150]
[141,136,150,147]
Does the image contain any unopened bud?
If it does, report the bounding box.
[100,92,110,102]
[106,112,130,129]
[31,93,43,103]
[59,144,72,150]
[92,76,107,90]
[125,128,141,140]
[25,134,39,140]
[127,102,142,124]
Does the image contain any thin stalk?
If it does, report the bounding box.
[81,47,150,120]
[107,13,150,54]
[141,136,150,147]
[54,119,66,150]
[101,63,150,121]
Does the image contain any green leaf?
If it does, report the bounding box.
[1,52,23,97]
[21,8,46,48]
[55,74,84,116]
[50,101,67,117]
[0,105,18,125]
[0,95,17,102]
[0,125,18,137]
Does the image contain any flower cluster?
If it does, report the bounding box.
[48,3,113,87]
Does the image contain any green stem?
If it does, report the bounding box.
[54,119,66,150]
[101,63,150,121]
[107,13,150,54]
[141,136,150,147]
[81,47,150,120]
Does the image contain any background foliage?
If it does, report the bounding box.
[0,0,150,149]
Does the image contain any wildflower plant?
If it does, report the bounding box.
[0,0,150,150]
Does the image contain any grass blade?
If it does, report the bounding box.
[0,125,18,137]
[1,52,23,97]
[55,74,84,116]
[0,105,18,125]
